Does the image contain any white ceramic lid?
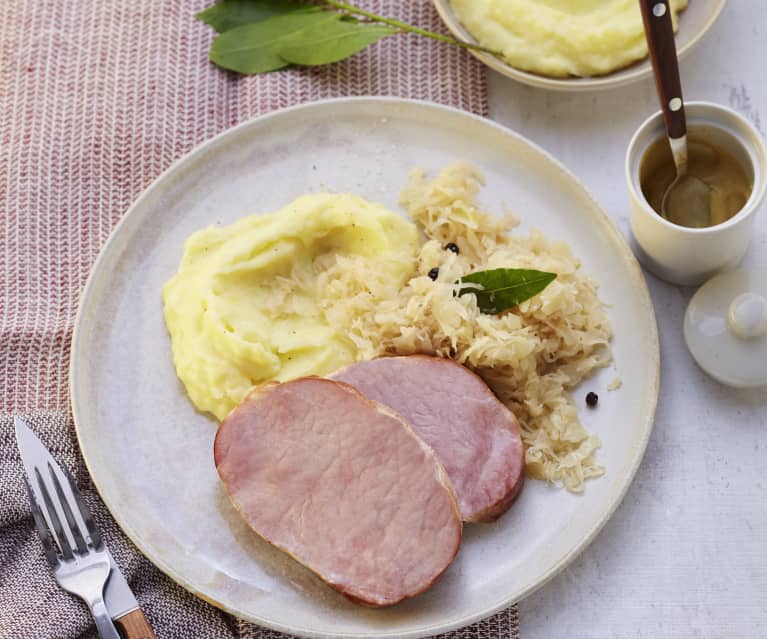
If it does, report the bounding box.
[684,269,767,387]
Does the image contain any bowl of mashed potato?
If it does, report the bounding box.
[433,0,727,90]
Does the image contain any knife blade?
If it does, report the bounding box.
[15,417,156,638]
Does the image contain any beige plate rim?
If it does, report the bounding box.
[70,97,660,638]
[432,0,728,91]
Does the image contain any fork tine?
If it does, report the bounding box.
[48,463,88,555]
[24,477,60,568]
[35,467,74,560]
[62,467,103,550]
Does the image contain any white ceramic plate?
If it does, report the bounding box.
[71,98,659,638]
[433,0,727,91]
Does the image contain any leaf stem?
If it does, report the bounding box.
[320,0,500,55]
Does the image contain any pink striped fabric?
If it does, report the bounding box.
[0,1,518,638]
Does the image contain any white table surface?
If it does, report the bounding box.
[485,2,767,637]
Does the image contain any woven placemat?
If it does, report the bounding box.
[0,1,518,637]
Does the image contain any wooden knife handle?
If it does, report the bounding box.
[639,0,686,139]
[115,608,157,639]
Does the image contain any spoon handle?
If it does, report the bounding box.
[639,0,686,139]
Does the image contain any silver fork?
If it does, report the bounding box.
[24,465,121,639]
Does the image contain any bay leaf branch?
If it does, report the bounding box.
[198,0,501,75]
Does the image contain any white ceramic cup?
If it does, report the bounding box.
[625,101,767,286]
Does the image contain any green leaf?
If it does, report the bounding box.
[199,0,502,76]
[277,18,397,66]
[209,12,341,74]
[457,268,557,315]
[197,0,315,33]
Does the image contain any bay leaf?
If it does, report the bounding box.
[457,268,557,315]
[209,12,341,74]
[197,0,315,33]
[277,18,397,66]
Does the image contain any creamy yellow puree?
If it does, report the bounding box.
[451,0,687,77]
[163,194,418,421]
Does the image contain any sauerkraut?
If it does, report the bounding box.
[318,164,612,492]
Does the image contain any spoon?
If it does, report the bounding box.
[640,0,711,228]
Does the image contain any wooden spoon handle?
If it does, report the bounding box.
[639,0,686,139]
[115,608,157,639]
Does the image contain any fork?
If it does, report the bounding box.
[24,465,121,639]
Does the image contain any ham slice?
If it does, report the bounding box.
[214,377,462,607]
[332,356,525,523]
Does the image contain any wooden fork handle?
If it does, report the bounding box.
[639,0,686,139]
[115,608,157,639]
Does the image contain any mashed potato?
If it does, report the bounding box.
[451,0,688,77]
[162,194,418,420]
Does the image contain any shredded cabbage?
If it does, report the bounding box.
[318,164,612,492]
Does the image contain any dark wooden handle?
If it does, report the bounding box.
[639,0,686,139]
[115,608,157,639]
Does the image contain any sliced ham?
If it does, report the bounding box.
[331,356,525,523]
[214,377,462,607]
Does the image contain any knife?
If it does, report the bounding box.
[15,417,157,639]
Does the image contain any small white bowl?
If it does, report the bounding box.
[432,0,727,92]
[625,102,767,286]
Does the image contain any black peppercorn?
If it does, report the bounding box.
[428,267,440,281]
[586,392,598,407]
[445,242,459,254]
